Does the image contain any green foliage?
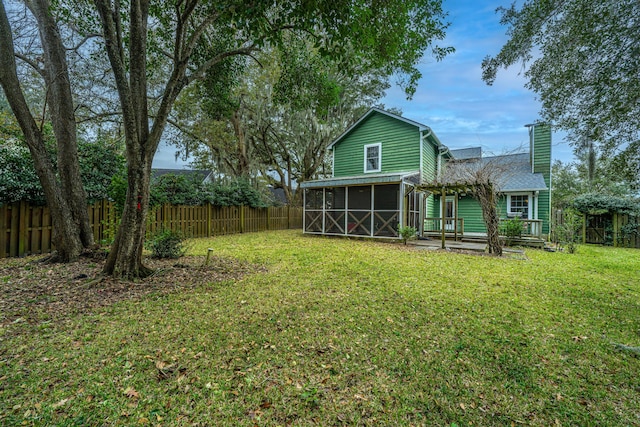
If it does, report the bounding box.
[397,225,417,245]
[551,158,635,211]
[0,131,125,206]
[572,193,639,215]
[150,173,206,206]
[78,139,126,203]
[618,221,640,247]
[142,173,273,208]
[203,179,271,208]
[0,141,48,205]
[500,217,523,246]
[483,0,640,190]
[107,171,127,214]
[145,228,187,259]
[553,208,583,253]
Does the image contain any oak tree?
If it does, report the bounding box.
[482,0,640,189]
[92,0,452,278]
[0,0,95,262]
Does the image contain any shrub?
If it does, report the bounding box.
[554,208,582,254]
[500,217,523,246]
[146,228,187,259]
[397,225,417,245]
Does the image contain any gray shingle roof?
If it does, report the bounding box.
[450,147,482,160]
[441,153,547,192]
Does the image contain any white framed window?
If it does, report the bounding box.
[507,194,530,219]
[364,143,381,173]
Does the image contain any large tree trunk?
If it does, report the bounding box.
[103,155,154,278]
[0,0,85,262]
[29,0,95,249]
[95,0,163,278]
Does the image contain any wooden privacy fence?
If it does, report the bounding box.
[552,209,640,249]
[0,200,303,258]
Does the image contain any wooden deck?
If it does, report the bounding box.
[421,231,546,249]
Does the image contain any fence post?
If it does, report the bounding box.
[582,214,587,244]
[0,204,6,258]
[18,201,28,257]
[266,207,270,231]
[613,213,619,247]
[240,205,245,233]
[287,205,291,229]
[207,203,212,237]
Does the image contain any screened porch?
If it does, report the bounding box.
[304,184,403,237]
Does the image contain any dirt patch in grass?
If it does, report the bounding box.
[0,253,265,329]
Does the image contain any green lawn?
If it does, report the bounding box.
[1,230,639,426]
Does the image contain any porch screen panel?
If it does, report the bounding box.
[373,184,399,237]
[348,186,371,209]
[305,189,323,209]
[374,184,399,210]
[347,186,372,236]
[304,188,323,232]
[325,187,346,234]
[406,190,420,230]
[325,187,346,209]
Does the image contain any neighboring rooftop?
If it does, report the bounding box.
[450,147,482,160]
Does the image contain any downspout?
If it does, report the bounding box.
[419,130,426,181]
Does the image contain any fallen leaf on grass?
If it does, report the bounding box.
[52,398,69,408]
[260,400,272,409]
[124,387,139,399]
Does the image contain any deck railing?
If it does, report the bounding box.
[500,218,543,238]
[423,217,543,239]
[423,217,465,236]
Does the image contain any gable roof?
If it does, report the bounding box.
[486,153,547,191]
[441,153,547,192]
[327,107,443,150]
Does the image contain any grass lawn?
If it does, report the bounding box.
[1,230,639,426]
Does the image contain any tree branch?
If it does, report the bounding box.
[14,52,45,78]
[186,45,257,84]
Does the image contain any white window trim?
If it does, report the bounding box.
[364,143,382,173]
[507,193,532,220]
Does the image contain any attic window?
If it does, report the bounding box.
[364,143,381,173]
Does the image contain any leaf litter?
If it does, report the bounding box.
[0,254,266,332]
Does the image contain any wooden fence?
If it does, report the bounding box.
[552,209,640,249]
[0,200,303,258]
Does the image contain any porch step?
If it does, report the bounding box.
[460,236,545,248]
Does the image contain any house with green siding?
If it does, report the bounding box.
[300,107,552,240]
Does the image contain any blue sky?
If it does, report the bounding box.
[381,0,572,162]
[153,0,574,168]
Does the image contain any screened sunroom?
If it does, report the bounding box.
[301,172,423,238]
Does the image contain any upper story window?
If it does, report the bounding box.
[508,194,530,218]
[364,143,381,173]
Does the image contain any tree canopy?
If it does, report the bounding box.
[482,0,640,189]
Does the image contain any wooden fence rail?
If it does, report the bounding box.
[0,200,303,258]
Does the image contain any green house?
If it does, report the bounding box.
[300,108,552,240]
